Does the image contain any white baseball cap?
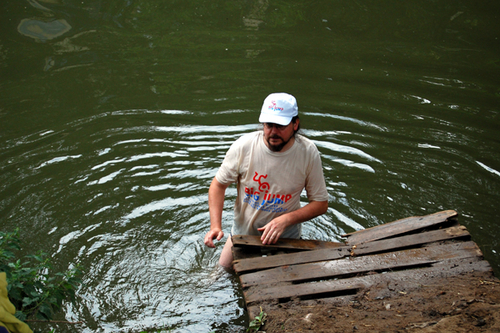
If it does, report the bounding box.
[259,93,298,126]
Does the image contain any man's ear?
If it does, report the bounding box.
[293,119,300,131]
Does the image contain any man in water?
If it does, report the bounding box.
[204,93,329,268]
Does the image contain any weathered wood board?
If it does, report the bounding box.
[231,210,493,319]
[341,209,458,244]
[232,234,344,250]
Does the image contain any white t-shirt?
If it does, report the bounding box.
[215,131,328,239]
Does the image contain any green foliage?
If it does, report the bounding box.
[247,307,267,333]
[0,229,83,322]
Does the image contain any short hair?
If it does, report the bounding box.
[291,116,300,132]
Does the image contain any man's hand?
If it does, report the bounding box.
[206,177,228,248]
[257,200,329,245]
[204,229,224,248]
[257,215,290,245]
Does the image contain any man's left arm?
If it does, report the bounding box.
[257,200,328,245]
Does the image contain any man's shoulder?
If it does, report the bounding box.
[295,134,319,151]
[233,131,261,147]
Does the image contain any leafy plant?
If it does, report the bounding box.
[0,229,83,322]
[247,307,267,333]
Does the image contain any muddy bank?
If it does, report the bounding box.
[259,271,500,333]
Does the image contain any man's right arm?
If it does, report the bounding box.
[204,177,230,248]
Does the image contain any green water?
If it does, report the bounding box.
[1,1,499,332]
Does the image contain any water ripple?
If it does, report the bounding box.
[314,139,382,163]
[2,100,499,332]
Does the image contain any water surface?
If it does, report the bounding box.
[1,1,499,332]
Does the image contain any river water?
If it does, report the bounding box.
[1,1,499,332]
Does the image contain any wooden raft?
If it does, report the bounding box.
[231,210,493,319]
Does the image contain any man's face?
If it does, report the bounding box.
[263,120,299,152]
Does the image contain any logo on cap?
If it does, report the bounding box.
[268,100,284,112]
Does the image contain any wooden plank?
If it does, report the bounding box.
[245,280,363,304]
[241,255,436,288]
[232,234,344,251]
[243,257,491,304]
[233,246,351,273]
[239,241,481,287]
[343,210,458,245]
[352,225,470,256]
[343,209,458,237]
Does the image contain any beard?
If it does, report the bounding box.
[266,134,293,152]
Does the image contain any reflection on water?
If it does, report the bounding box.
[18,18,71,41]
[18,0,72,41]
